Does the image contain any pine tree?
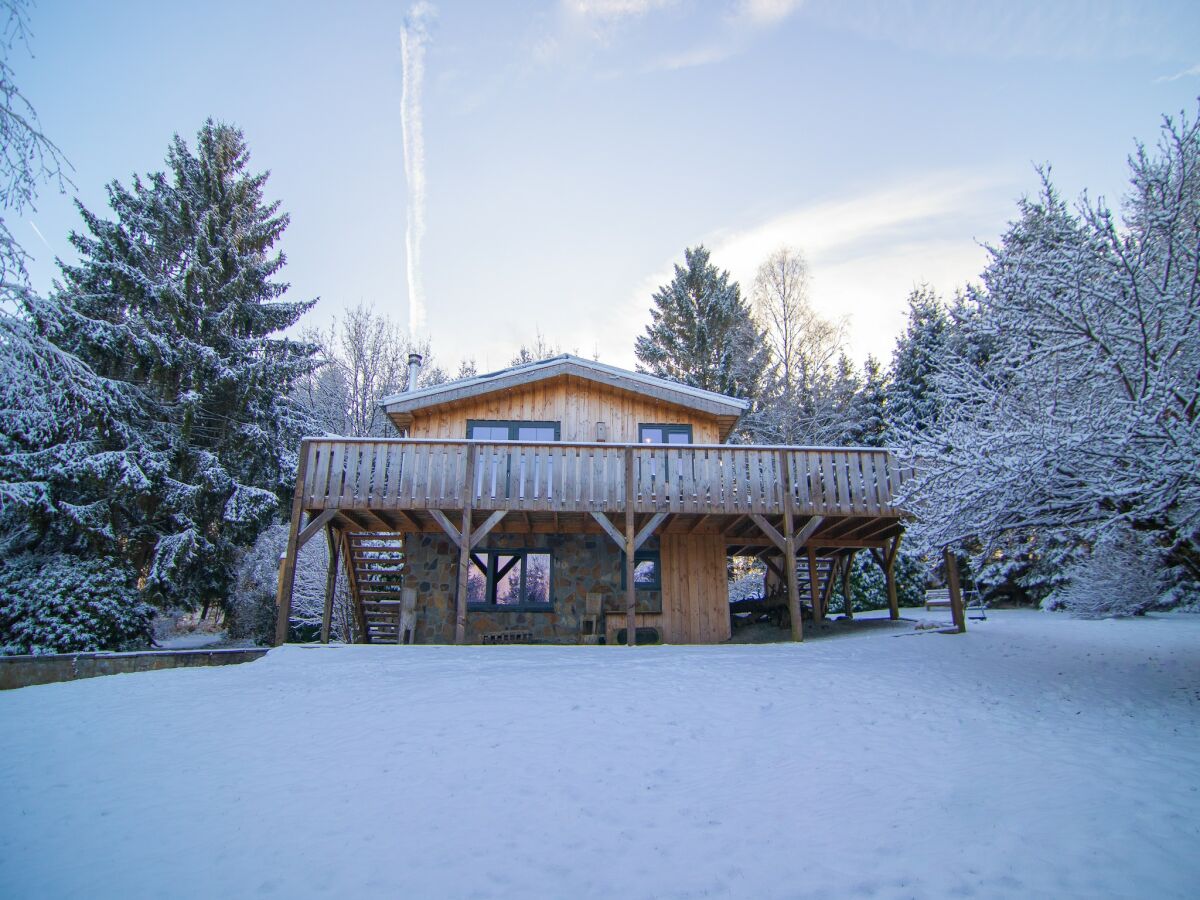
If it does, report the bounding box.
[22,121,318,616]
[635,246,773,409]
[846,355,889,447]
[888,285,947,435]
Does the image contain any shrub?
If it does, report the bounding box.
[0,553,153,655]
[1044,526,1163,618]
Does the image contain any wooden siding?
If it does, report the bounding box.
[407,375,722,444]
[602,533,730,644]
[660,532,730,643]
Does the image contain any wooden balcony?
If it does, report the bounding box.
[277,438,915,646]
[295,437,910,521]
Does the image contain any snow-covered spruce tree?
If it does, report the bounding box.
[635,246,773,433]
[29,121,318,616]
[845,355,889,447]
[846,550,926,613]
[899,109,1200,611]
[887,285,948,437]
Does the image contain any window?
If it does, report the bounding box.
[467,421,560,501]
[638,424,692,481]
[620,550,661,591]
[467,549,553,608]
[638,424,692,445]
[467,420,560,441]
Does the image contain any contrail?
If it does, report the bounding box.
[401,1,435,335]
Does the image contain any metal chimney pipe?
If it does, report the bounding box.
[407,352,423,392]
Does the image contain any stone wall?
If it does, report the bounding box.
[404,532,661,644]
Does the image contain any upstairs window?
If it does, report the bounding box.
[639,424,692,445]
[466,549,553,608]
[639,424,692,481]
[468,420,560,441]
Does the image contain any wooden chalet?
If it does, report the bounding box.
[274,354,912,646]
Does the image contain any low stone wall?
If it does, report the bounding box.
[0,647,268,691]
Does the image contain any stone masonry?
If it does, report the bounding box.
[403,532,661,644]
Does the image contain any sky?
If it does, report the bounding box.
[14,0,1200,373]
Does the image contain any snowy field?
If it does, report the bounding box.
[1,610,1198,899]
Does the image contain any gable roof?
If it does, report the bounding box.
[379,354,750,438]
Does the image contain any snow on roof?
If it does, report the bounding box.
[378,353,751,420]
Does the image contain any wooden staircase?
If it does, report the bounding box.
[343,533,411,643]
[797,553,850,619]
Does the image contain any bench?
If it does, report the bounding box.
[481,630,534,645]
[926,587,989,619]
[925,588,953,609]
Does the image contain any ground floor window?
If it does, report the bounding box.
[467,549,553,608]
[621,550,661,590]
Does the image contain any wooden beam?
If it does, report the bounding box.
[794,514,825,547]
[361,508,393,532]
[624,448,637,647]
[390,508,420,533]
[321,526,340,644]
[590,511,626,550]
[688,514,711,533]
[885,534,901,620]
[633,512,669,551]
[761,554,785,581]
[429,508,463,549]
[749,513,786,552]
[821,554,839,617]
[454,451,477,645]
[807,547,824,624]
[808,538,891,549]
[780,450,803,642]
[841,550,856,619]
[720,514,748,535]
[468,510,507,550]
[274,439,313,646]
[342,530,368,643]
[340,510,373,533]
[297,508,337,552]
[944,546,967,634]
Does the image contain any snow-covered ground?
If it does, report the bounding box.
[1,610,1197,899]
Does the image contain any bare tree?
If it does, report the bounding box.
[297,303,449,437]
[750,247,847,443]
[510,328,569,366]
[0,0,71,293]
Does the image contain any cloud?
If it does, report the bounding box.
[733,0,805,28]
[616,170,1015,367]
[1156,62,1200,83]
[401,1,435,335]
[566,0,677,20]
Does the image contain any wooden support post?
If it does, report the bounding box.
[274,439,312,646]
[624,447,637,646]
[821,555,838,618]
[321,525,339,644]
[842,550,856,619]
[885,534,902,620]
[807,548,824,623]
[454,449,477,645]
[779,451,803,641]
[944,546,967,634]
[342,530,369,643]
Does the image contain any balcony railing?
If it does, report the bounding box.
[297,438,909,519]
